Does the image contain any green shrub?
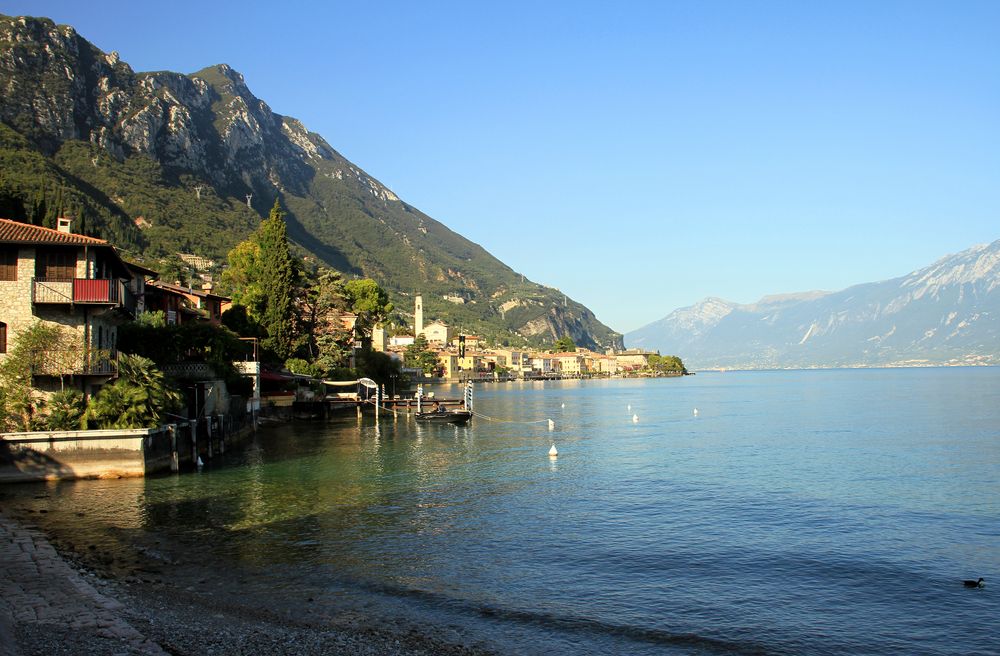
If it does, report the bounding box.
[83,354,181,429]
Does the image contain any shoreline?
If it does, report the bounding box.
[0,511,497,656]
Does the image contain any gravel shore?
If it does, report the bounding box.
[1,512,497,656]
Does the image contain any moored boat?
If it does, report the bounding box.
[415,409,473,425]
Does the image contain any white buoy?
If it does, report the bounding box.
[632,414,639,423]
[549,443,558,457]
[548,418,555,431]
[627,404,632,412]
[693,408,699,416]
[561,403,565,408]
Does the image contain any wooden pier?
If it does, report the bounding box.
[292,396,467,419]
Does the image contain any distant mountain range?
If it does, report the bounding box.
[0,14,622,350]
[626,240,1000,369]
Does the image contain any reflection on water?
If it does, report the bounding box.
[3,371,999,656]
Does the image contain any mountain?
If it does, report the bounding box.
[0,14,622,350]
[627,241,1000,369]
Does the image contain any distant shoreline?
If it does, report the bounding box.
[694,362,1000,372]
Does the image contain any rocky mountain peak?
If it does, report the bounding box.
[627,239,1000,368]
[902,239,1000,292]
[0,13,623,350]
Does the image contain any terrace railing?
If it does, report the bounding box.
[30,350,118,377]
[32,278,135,314]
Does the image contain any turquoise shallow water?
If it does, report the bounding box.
[5,369,999,655]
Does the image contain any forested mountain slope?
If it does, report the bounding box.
[0,14,622,349]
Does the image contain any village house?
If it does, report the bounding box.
[422,321,451,344]
[550,351,587,376]
[489,348,533,378]
[145,281,230,326]
[389,334,415,348]
[590,353,619,376]
[614,349,658,373]
[450,334,482,352]
[530,354,556,376]
[435,352,460,379]
[457,353,488,376]
[0,217,150,396]
[435,351,492,381]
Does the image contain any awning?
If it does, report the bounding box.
[322,378,377,389]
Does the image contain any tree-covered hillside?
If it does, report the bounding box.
[0,14,622,349]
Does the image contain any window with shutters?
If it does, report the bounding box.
[0,247,17,281]
[35,248,77,280]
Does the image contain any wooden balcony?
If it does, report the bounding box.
[32,278,136,314]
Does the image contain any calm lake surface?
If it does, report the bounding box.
[5,369,999,655]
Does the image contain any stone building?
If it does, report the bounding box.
[0,218,149,396]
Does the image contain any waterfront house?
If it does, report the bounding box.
[530,355,556,376]
[590,353,618,376]
[0,217,149,396]
[614,349,658,373]
[489,348,533,377]
[456,353,488,377]
[436,352,460,380]
[550,352,587,376]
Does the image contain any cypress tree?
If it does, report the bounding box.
[257,199,296,359]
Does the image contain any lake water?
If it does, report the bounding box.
[4,369,999,655]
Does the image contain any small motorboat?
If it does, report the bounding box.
[416,408,473,425]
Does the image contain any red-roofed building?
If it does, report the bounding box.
[0,217,153,395]
[145,281,230,326]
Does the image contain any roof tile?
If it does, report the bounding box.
[0,218,109,246]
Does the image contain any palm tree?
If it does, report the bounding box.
[84,354,181,428]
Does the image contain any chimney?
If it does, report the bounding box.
[56,217,73,234]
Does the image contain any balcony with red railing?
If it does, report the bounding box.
[32,278,136,314]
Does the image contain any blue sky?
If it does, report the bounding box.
[6,1,999,334]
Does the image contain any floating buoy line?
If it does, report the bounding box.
[458,406,554,427]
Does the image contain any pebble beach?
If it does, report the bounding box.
[0,513,495,656]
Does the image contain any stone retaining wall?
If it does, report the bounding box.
[0,416,256,483]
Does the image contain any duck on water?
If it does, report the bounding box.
[963,578,985,588]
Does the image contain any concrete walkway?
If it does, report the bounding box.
[0,514,165,655]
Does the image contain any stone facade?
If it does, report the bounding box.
[0,246,40,355]
[0,222,144,396]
